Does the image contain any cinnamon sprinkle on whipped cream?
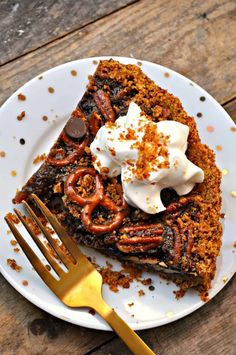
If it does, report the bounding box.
[90,102,204,214]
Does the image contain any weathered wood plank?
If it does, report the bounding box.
[0,274,114,354]
[0,0,236,107]
[89,275,236,355]
[0,0,135,65]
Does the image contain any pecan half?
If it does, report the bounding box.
[116,223,164,253]
[113,87,132,101]
[93,89,116,122]
[117,243,160,253]
[89,111,102,136]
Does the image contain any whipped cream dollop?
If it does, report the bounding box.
[90,102,204,214]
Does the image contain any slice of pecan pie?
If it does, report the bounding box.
[14,59,222,299]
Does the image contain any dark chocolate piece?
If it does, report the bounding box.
[64,115,87,140]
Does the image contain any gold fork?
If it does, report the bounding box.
[5,194,155,355]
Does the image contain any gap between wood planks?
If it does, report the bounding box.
[221,96,236,107]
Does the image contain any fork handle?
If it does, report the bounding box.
[94,298,155,355]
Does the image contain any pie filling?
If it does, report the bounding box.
[14,59,222,299]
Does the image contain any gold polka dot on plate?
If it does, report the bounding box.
[222,276,228,283]
[207,125,215,132]
[164,72,170,78]
[216,145,222,151]
[70,70,77,76]
[222,169,228,176]
[11,170,17,177]
[231,191,236,197]
[166,311,174,318]
[48,87,55,93]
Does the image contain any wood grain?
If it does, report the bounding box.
[0,0,236,107]
[0,274,114,355]
[90,275,236,355]
[0,0,135,65]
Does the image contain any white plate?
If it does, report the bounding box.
[0,57,235,331]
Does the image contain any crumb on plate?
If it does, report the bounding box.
[17,93,26,101]
[17,111,26,121]
[7,258,22,271]
[6,212,20,224]
[138,289,145,297]
[33,153,46,164]
[141,278,152,286]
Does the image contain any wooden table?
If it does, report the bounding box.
[0,1,235,354]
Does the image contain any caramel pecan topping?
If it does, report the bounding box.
[164,197,199,263]
[115,197,198,260]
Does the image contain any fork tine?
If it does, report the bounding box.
[22,200,73,269]
[31,194,84,261]
[14,208,65,278]
[5,215,56,287]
